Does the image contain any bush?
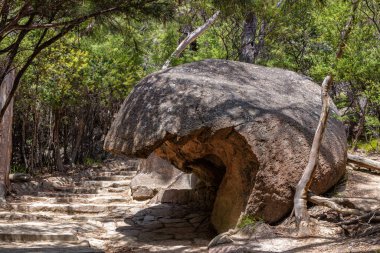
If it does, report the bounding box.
[356,139,379,153]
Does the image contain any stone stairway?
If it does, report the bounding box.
[0,160,214,253]
[0,160,140,253]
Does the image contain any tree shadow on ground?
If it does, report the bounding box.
[115,203,216,252]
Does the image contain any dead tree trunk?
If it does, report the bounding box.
[0,69,15,201]
[294,76,333,229]
[162,11,220,70]
[293,0,360,232]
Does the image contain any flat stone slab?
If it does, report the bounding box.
[0,222,78,242]
[20,196,130,204]
[90,176,134,181]
[76,180,131,188]
[90,171,137,177]
[0,241,103,253]
[0,211,53,221]
[10,203,136,214]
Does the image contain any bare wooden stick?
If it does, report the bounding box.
[162,11,220,70]
[347,153,380,172]
[293,0,360,232]
[294,75,333,227]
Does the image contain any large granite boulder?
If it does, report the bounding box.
[104,59,347,233]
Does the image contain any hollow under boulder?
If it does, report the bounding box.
[104,59,347,233]
[130,153,198,201]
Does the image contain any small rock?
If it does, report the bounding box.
[132,186,155,201]
[208,233,234,248]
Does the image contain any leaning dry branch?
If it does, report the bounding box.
[162,11,220,70]
[294,75,333,228]
[347,153,380,172]
[293,0,360,233]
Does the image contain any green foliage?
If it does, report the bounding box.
[11,164,28,174]
[11,0,380,172]
[237,215,262,229]
[83,157,101,166]
[356,139,380,154]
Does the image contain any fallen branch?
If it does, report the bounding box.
[308,192,364,216]
[339,211,380,225]
[347,153,380,172]
[358,224,380,237]
[162,11,220,70]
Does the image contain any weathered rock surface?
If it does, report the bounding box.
[130,153,197,201]
[105,59,347,233]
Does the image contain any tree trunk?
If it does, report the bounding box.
[30,105,39,171]
[352,97,368,150]
[239,12,267,64]
[21,116,29,169]
[71,115,85,164]
[239,12,258,63]
[0,69,15,201]
[53,108,64,172]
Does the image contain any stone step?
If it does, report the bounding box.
[0,240,102,253]
[10,203,136,214]
[0,211,53,221]
[53,187,98,194]
[0,211,134,222]
[91,171,137,177]
[91,166,138,173]
[89,175,134,181]
[97,187,131,194]
[37,191,130,198]
[37,192,103,198]
[76,180,131,188]
[0,222,78,242]
[20,195,131,204]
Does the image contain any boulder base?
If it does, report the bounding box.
[130,153,197,201]
[105,59,347,232]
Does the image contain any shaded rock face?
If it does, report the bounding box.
[131,153,216,209]
[104,59,347,233]
[130,153,197,201]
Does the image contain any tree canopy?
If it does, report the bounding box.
[2,0,380,173]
